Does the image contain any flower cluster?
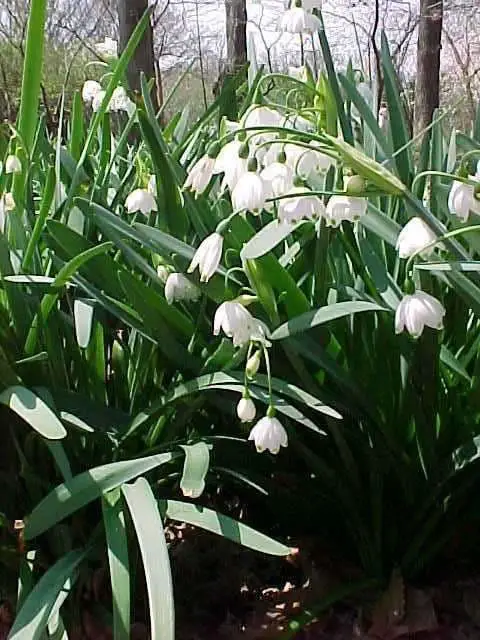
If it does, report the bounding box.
[82,82,135,117]
[183,104,369,234]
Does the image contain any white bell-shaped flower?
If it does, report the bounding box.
[395,290,445,338]
[95,36,118,58]
[110,86,135,116]
[164,273,199,305]
[325,195,367,226]
[5,155,21,174]
[237,396,256,422]
[288,65,308,82]
[125,188,157,215]
[188,232,223,282]
[92,90,107,113]
[242,106,282,130]
[260,161,294,198]
[0,192,14,233]
[82,80,102,105]
[248,414,288,454]
[231,160,266,213]
[278,186,325,224]
[213,139,249,191]
[157,265,170,283]
[283,113,314,133]
[448,179,480,222]
[184,154,216,196]
[280,6,321,33]
[214,301,269,347]
[396,217,437,259]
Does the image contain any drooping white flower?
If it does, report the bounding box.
[164,273,199,305]
[232,168,266,213]
[95,36,118,58]
[378,106,388,130]
[396,217,437,259]
[280,6,321,33]
[92,90,107,113]
[278,186,325,224]
[157,265,170,283]
[213,139,248,191]
[476,160,480,179]
[82,80,102,105]
[325,195,367,226]
[260,162,294,198]
[110,87,135,116]
[242,106,282,130]
[184,154,216,196]
[288,65,308,81]
[237,397,256,422]
[283,142,333,178]
[188,232,223,282]
[214,301,269,347]
[298,0,322,9]
[248,414,288,454]
[5,155,21,174]
[0,192,15,234]
[283,113,314,133]
[125,189,157,215]
[448,179,480,222]
[395,290,445,338]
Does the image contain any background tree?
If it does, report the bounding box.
[225,0,247,73]
[118,0,159,107]
[414,0,443,134]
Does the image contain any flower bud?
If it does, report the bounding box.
[237,396,256,422]
[246,350,262,379]
[346,175,366,195]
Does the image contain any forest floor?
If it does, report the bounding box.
[2,523,480,639]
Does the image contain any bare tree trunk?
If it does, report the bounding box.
[225,0,247,74]
[118,0,159,109]
[414,0,443,135]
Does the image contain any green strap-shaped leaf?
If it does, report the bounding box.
[122,479,174,640]
[8,549,85,640]
[74,299,95,349]
[240,220,303,261]
[159,500,292,556]
[102,489,130,640]
[24,452,178,540]
[180,443,211,499]
[125,371,341,440]
[271,301,388,340]
[0,386,66,440]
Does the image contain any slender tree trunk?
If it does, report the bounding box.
[225,0,247,74]
[414,0,443,135]
[118,0,159,109]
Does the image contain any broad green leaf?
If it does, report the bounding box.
[240,220,302,260]
[179,443,211,499]
[8,549,85,640]
[159,500,292,556]
[0,386,66,440]
[102,489,130,640]
[271,301,388,340]
[122,479,174,640]
[126,371,341,439]
[415,261,480,272]
[381,32,413,186]
[73,299,95,349]
[24,452,178,540]
[338,74,392,158]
